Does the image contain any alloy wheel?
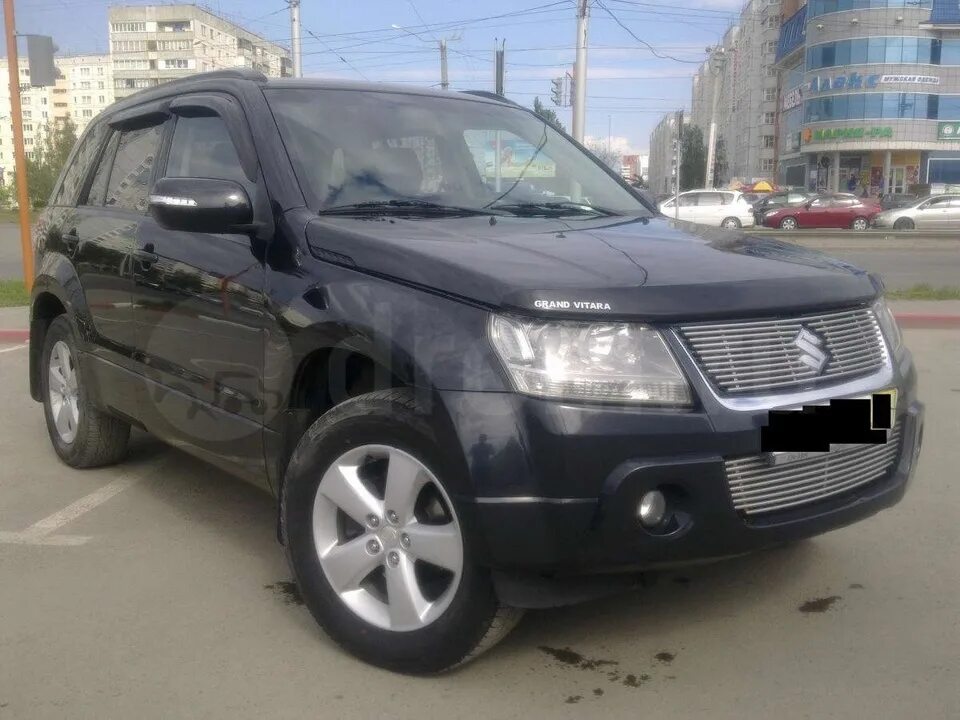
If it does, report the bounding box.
[311,444,464,632]
[852,217,868,231]
[48,340,80,444]
[780,217,797,230]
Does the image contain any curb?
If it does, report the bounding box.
[0,329,29,342]
[894,313,960,329]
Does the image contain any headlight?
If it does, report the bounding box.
[873,297,902,354]
[489,315,692,404]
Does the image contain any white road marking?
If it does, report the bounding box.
[0,473,145,547]
[0,343,28,354]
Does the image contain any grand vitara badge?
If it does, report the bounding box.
[534,299,613,311]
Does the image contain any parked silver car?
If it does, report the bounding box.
[872,194,960,229]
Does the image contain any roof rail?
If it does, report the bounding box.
[161,68,268,86]
[459,90,521,107]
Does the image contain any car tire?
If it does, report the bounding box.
[779,217,798,230]
[851,217,869,231]
[40,315,130,468]
[282,388,523,674]
[721,216,741,229]
[893,217,915,230]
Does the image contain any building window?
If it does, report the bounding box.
[763,88,777,102]
[99,95,105,103]
[802,91,955,121]
[759,158,776,173]
[162,58,190,69]
[114,59,150,70]
[80,81,91,89]
[767,66,778,77]
[21,96,30,105]
[157,40,191,51]
[763,40,778,55]
[23,124,33,132]
[112,40,147,53]
[762,111,776,125]
[22,110,31,118]
[762,134,776,148]
[82,109,93,118]
[809,0,931,19]
[41,97,47,105]
[79,67,91,76]
[81,95,92,104]
[24,137,33,146]
[111,21,147,32]
[804,36,959,71]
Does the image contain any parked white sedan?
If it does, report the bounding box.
[659,190,756,229]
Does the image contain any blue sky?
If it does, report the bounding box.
[10,0,744,153]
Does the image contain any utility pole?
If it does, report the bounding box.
[705,46,726,189]
[439,39,448,90]
[494,40,504,190]
[572,0,589,143]
[289,0,302,77]
[3,0,33,290]
[674,110,683,220]
[494,40,505,96]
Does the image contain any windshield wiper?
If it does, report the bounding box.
[318,200,500,217]
[490,201,620,217]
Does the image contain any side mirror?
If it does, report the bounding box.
[804,201,814,209]
[148,177,253,234]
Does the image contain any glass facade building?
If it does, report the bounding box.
[775,0,960,191]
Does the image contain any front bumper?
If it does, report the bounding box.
[444,346,922,575]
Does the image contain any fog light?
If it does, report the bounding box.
[638,490,667,528]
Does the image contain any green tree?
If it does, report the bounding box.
[532,96,565,132]
[19,117,78,208]
[679,124,705,191]
[712,136,728,188]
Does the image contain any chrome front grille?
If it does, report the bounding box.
[678,307,887,395]
[725,424,902,515]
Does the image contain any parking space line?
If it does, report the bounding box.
[0,343,28,354]
[0,473,145,547]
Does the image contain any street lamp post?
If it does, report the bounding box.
[705,46,726,189]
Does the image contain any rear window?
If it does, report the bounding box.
[51,123,108,207]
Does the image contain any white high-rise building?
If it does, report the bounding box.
[108,4,292,100]
[0,55,113,186]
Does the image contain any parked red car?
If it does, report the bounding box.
[761,194,881,231]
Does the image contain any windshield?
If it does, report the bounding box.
[265,88,653,218]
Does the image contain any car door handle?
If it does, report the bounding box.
[63,228,80,254]
[135,244,159,270]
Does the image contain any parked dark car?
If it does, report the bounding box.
[751,189,814,225]
[761,193,882,230]
[30,71,922,674]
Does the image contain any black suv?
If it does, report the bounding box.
[31,70,923,673]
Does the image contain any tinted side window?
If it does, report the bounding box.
[698,192,723,206]
[679,193,698,207]
[84,132,120,207]
[53,123,107,207]
[105,124,163,212]
[166,115,247,185]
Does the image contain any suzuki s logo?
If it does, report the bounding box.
[794,326,829,373]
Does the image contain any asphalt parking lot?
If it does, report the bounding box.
[1,329,957,720]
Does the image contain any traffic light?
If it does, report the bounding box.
[550,77,563,106]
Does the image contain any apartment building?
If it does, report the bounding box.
[0,55,112,185]
[690,0,783,185]
[109,4,292,99]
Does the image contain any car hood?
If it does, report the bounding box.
[304,214,880,321]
